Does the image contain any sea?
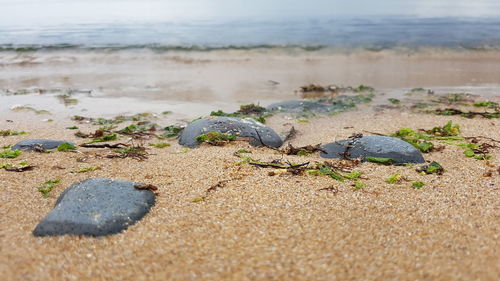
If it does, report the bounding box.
[2,17,500,52]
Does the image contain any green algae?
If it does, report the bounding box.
[196,131,237,146]
[37,179,61,197]
[0,150,21,158]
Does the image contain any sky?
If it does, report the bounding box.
[1,0,500,27]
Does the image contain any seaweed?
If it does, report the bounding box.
[149,142,170,148]
[388,98,401,105]
[300,84,328,92]
[425,121,460,136]
[385,173,403,184]
[0,130,27,136]
[11,106,50,115]
[352,181,366,190]
[80,143,127,148]
[412,181,425,189]
[57,143,77,151]
[71,166,101,173]
[0,150,21,158]
[109,145,148,160]
[0,160,33,172]
[118,122,159,137]
[37,179,61,197]
[56,94,78,105]
[206,180,230,193]
[83,133,118,145]
[162,125,184,138]
[433,93,475,104]
[210,103,269,123]
[366,156,394,165]
[343,171,363,180]
[191,197,206,203]
[390,121,461,153]
[281,126,297,142]
[196,131,237,146]
[354,85,374,92]
[72,166,100,173]
[426,108,499,119]
[318,186,339,194]
[416,161,444,175]
[473,101,499,108]
[66,126,79,130]
[280,143,325,156]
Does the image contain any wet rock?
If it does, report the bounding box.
[266,100,331,113]
[179,117,283,148]
[11,139,75,151]
[320,136,425,164]
[33,178,156,237]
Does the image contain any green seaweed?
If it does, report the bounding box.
[388,98,401,105]
[343,171,363,180]
[162,125,184,138]
[37,179,61,197]
[83,133,118,144]
[317,166,345,182]
[71,166,101,173]
[210,104,269,123]
[11,106,50,114]
[426,121,460,136]
[0,150,21,158]
[66,126,79,130]
[411,181,425,189]
[0,160,32,172]
[352,181,367,190]
[57,143,77,151]
[418,161,444,175]
[473,101,499,108]
[149,142,171,148]
[366,156,395,165]
[196,131,237,145]
[0,130,27,136]
[385,173,403,184]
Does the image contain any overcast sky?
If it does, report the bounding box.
[1,0,500,27]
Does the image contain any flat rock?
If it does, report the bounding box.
[320,136,425,164]
[11,139,75,151]
[179,116,283,148]
[33,178,156,237]
[266,100,331,113]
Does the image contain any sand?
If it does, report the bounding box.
[0,105,499,280]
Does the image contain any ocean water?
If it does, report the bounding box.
[3,0,500,51]
[2,17,500,51]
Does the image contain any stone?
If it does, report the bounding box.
[320,136,425,164]
[11,139,75,151]
[33,178,156,237]
[266,100,331,113]
[179,116,283,148]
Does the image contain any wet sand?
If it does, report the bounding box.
[2,48,500,118]
[0,105,499,280]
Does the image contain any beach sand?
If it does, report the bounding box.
[0,103,498,280]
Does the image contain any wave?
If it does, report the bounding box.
[3,43,500,53]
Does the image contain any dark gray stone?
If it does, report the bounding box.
[11,139,75,151]
[33,178,156,237]
[320,136,425,164]
[266,100,331,113]
[179,117,283,148]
